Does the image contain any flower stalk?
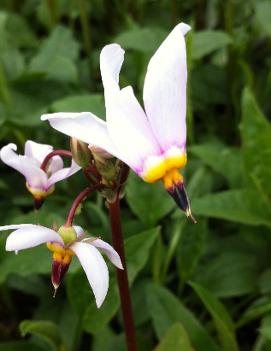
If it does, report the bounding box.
[108,196,137,351]
[40,150,72,171]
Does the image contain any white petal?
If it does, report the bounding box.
[71,242,109,308]
[91,238,123,269]
[73,225,85,239]
[100,44,160,171]
[0,143,48,189]
[47,159,81,187]
[48,156,64,174]
[143,23,191,151]
[24,140,53,164]
[0,225,64,251]
[41,112,119,159]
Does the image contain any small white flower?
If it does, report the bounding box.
[0,224,123,307]
[0,141,80,203]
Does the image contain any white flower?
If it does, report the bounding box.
[0,141,80,203]
[0,224,123,307]
[41,23,194,218]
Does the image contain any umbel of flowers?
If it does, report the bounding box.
[0,22,193,315]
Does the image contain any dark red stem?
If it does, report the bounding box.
[65,186,98,227]
[108,198,137,351]
[40,150,73,171]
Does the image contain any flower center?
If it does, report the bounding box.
[47,242,74,265]
[26,183,55,200]
[162,168,183,190]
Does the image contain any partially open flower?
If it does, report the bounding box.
[0,224,122,307]
[0,141,80,207]
[41,23,195,221]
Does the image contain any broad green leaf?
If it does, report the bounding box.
[241,87,271,195]
[147,284,219,351]
[192,189,271,227]
[255,1,271,37]
[29,25,79,81]
[193,252,258,297]
[51,94,105,118]
[115,27,167,53]
[192,30,232,60]
[0,247,51,283]
[189,142,244,187]
[126,172,174,226]
[177,220,207,282]
[68,227,159,333]
[190,282,239,351]
[237,297,271,328]
[20,320,66,351]
[155,323,195,351]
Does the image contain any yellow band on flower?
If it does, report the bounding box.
[26,183,55,200]
[142,152,187,184]
[47,242,74,257]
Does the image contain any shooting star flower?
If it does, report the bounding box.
[41,23,195,221]
[0,141,80,208]
[0,224,122,307]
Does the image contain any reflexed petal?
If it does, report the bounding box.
[47,160,81,187]
[106,86,161,172]
[100,44,160,171]
[48,156,64,174]
[0,143,48,189]
[0,225,64,251]
[41,112,119,159]
[91,238,123,269]
[71,242,109,308]
[143,23,191,150]
[24,140,53,164]
[73,225,85,239]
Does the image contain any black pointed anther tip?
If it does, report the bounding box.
[34,198,44,210]
[167,183,197,224]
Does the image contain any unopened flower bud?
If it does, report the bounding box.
[58,225,77,245]
[70,138,92,168]
[90,148,117,183]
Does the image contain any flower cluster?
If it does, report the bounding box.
[0,22,193,307]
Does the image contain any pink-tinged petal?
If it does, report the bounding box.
[41,112,119,159]
[24,140,53,164]
[71,242,109,308]
[73,225,85,239]
[0,144,48,189]
[91,238,123,269]
[0,225,64,252]
[48,156,64,174]
[47,160,81,187]
[143,23,191,150]
[100,44,160,171]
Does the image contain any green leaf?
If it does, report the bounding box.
[126,172,174,226]
[20,320,66,351]
[189,142,244,187]
[191,30,232,60]
[68,227,159,334]
[189,282,239,351]
[0,341,43,351]
[237,297,271,328]
[241,87,271,196]
[51,94,105,118]
[193,252,258,298]
[155,323,195,351]
[115,27,167,53]
[192,189,271,227]
[147,284,219,351]
[255,0,271,37]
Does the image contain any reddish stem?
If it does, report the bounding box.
[65,185,99,227]
[40,150,73,171]
[108,198,137,351]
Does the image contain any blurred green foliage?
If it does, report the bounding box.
[0,0,270,350]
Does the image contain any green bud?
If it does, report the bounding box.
[70,138,92,168]
[58,226,77,245]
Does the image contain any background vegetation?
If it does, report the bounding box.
[0,0,271,350]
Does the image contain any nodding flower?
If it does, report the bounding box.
[0,141,80,208]
[0,224,123,307]
[41,23,195,222]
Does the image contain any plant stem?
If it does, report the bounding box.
[108,198,137,351]
[65,186,98,227]
[40,150,72,171]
